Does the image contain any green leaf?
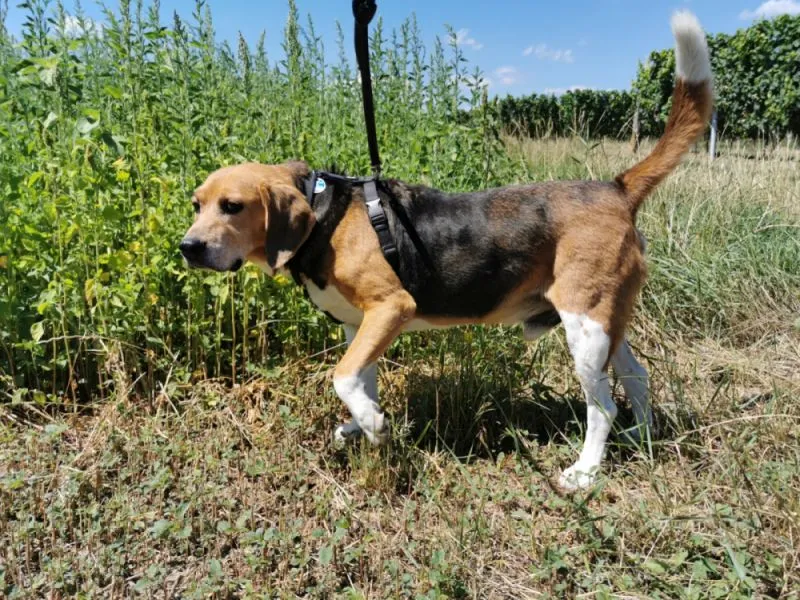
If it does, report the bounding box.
[723,543,748,582]
[643,559,667,575]
[100,131,124,155]
[27,171,44,187]
[218,283,230,306]
[319,545,333,566]
[176,524,192,539]
[208,558,222,579]
[82,108,101,121]
[150,520,172,538]
[216,520,231,534]
[76,117,99,135]
[42,112,58,130]
[30,322,44,342]
[44,423,68,437]
[38,67,57,87]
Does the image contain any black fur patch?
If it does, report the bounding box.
[525,310,561,329]
[380,180,555,318]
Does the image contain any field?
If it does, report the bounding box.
[3,135,800,598]
[2,2,800,598]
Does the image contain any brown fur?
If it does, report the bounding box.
[616,80,714,214]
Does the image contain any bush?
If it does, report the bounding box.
[0,0,509,402]
[495,89,634,139]
[633,14,800,139]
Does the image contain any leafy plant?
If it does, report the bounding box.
[0,0,509,404]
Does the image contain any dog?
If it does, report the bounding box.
[181,12,712,489]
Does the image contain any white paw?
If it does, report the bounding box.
[334,418,390,446]
[558,463,600,491]
[333,421,363,446]
[361,414,390,446]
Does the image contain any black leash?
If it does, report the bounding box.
[351,1,400,272]
[353,0,381,176]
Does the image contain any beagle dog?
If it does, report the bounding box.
[181,13,712,489]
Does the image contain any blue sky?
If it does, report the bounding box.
[4,0,799,96]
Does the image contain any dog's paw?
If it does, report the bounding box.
[361,414,390,446]
[333,421,363,446]
[334,415,390,447]
[558,463,600,491]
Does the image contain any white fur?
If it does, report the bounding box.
[303,279,364,325]
[671,11,711,83]
[611,340,652,444]
[333,324,385,445]
[558,311,617,490]
[333,373,387,445]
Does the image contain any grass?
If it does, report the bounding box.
[2,137,800,598]
[2,0,800,596]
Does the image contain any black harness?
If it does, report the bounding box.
[287,170,401,324]
[302,170,400,273]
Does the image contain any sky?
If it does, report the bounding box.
[4,0,799,96]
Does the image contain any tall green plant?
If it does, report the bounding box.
[0,0,505,404]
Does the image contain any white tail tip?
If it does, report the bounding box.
[671,11,711,84]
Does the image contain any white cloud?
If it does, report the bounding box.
[63,15,103,37]
[455,28,484,50]
[522,43,574,63]
[494,66,519,85]
[740,0,800,19]
[543,85,592,96]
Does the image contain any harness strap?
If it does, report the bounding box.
[363,179,399,272]
[305,170,318,207]
[302,172,399,274]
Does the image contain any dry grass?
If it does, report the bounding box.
[2,138,800,598]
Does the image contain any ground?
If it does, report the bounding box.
[2,138,799,598]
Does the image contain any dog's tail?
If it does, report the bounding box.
[616,11,713,216]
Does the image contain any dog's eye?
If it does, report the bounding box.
[192,201,200,214]
[220,200,243,215]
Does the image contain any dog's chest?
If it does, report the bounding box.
[302,278,364,325]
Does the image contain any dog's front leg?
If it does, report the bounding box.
[332,297,414,445]
[333,324,377,443]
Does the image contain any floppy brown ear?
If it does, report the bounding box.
[262,183,316,271]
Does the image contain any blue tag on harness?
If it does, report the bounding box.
[314,178,327,194]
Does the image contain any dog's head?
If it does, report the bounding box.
[180,161,315,275]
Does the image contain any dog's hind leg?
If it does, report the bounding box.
[556,310,618,490]
[611,339,651,444]
[547,228,646,490]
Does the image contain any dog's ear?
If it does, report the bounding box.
[262,183,316,271]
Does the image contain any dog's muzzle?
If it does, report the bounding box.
[180,238,207,264]
[180,238,243,272]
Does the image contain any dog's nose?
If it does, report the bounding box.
[180,238,207,261]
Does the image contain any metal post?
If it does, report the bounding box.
[709,109,718,162]
[631,101,640,153]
